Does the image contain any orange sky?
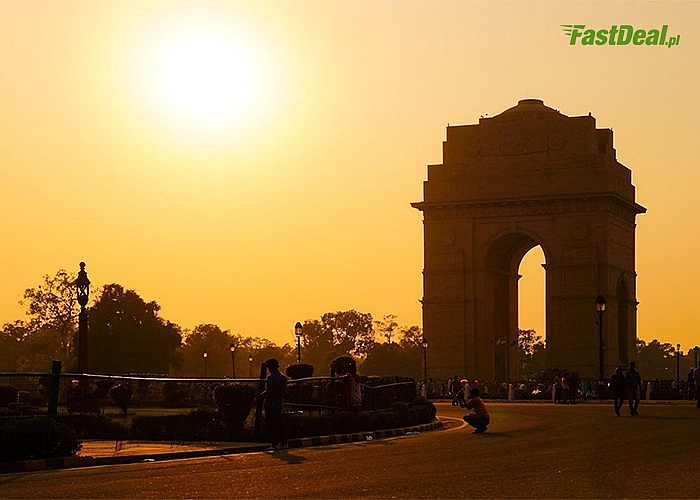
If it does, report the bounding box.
[1,1,698,353]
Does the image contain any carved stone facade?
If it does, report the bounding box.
[412,99,645,380]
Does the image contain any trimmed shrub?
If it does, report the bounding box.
[282,398,437,439]
[213,384,256,425]
[54,413,129,440]
[0,417,81,462]
[110,384,133,415]
[330,356,356,376]
[130,409,252,442]
[0,402,45,416]
[285,363,314,379]
[0,385,18,407]
[163,381,189,407]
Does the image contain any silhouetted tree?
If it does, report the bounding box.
[398,325,424,348]
[3,270,81,370]
[299,310,374,375]
[0,321,25,371]
[88,284,182,374]
[178,324,235,377]
[518,329,546,379]
[374,314,399,344]
[361,341,422,378]
[635,339,687,379]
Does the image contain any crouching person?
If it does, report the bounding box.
[463,388,490,434]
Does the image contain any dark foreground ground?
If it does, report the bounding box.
[1,401,698,499]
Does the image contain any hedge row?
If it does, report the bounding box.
[0,417,81,462]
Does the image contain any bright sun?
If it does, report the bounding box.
[160,36,257,119]
[132,15,281,142]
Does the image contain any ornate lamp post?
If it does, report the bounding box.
[295,322,303,363]
[594,295,606,381]
[203,351,208,378]
[248,354,254,378]
[422,338,429,384]
[229,343,236,378]
[75,262,90,391]
[676,344,681,384]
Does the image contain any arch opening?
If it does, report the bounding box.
[483,233,545,380]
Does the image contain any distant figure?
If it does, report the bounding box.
[453,378,467,407]
[609,366,626,416]
[344,365,363,411]
[462,387,490,434]
[686,367,695,400]
[568,372,579,404]
[560,374,569,404]
[625,361,643,416]
[694,364,700,409]
[263,358,288,451]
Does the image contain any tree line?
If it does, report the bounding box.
[0,270,426,378]
[2,270,692,380]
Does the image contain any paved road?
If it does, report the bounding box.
[1,402,698,498]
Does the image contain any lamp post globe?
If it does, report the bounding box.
[74,262,91,391]
[295,322,303,364]
[248,354,254,378]
[203,351,208,378]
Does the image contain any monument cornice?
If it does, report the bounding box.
[411,193,646,221]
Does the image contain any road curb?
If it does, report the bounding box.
[0,420,443,474]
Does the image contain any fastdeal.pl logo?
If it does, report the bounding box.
[561,24,680,48]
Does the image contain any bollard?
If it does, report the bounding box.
[508,383,514,401]
[48,360,62,416]
[552,383,557,403]
[646,381,652,401]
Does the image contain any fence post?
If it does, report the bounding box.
[253,363,267,438]
[48,360,62,416]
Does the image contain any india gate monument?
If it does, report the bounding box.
[412,99,645,381]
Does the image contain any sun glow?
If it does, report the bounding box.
[131,14,283,142]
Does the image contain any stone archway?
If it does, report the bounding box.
[412,99,645,381]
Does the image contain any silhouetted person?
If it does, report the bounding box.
[686,367,695,400]
[344,365,363,411]
[568,372,579,404]
[625,361,642,416]
[263,358,288,450]
[609,366,626,416]
[462,387,490,434]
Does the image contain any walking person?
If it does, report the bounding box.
[263,358,288,451]
[462,387,490,434]
[625,361,643,416]
[609,366,626,416]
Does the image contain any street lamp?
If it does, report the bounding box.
[75,262,91,391]
[248,354,254,378]
[229,343,236,378]
[203,351,208,378]
[594,295,606,381]
[422,338,429,383]
[295,322,303,363]
[676,343,681,383]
